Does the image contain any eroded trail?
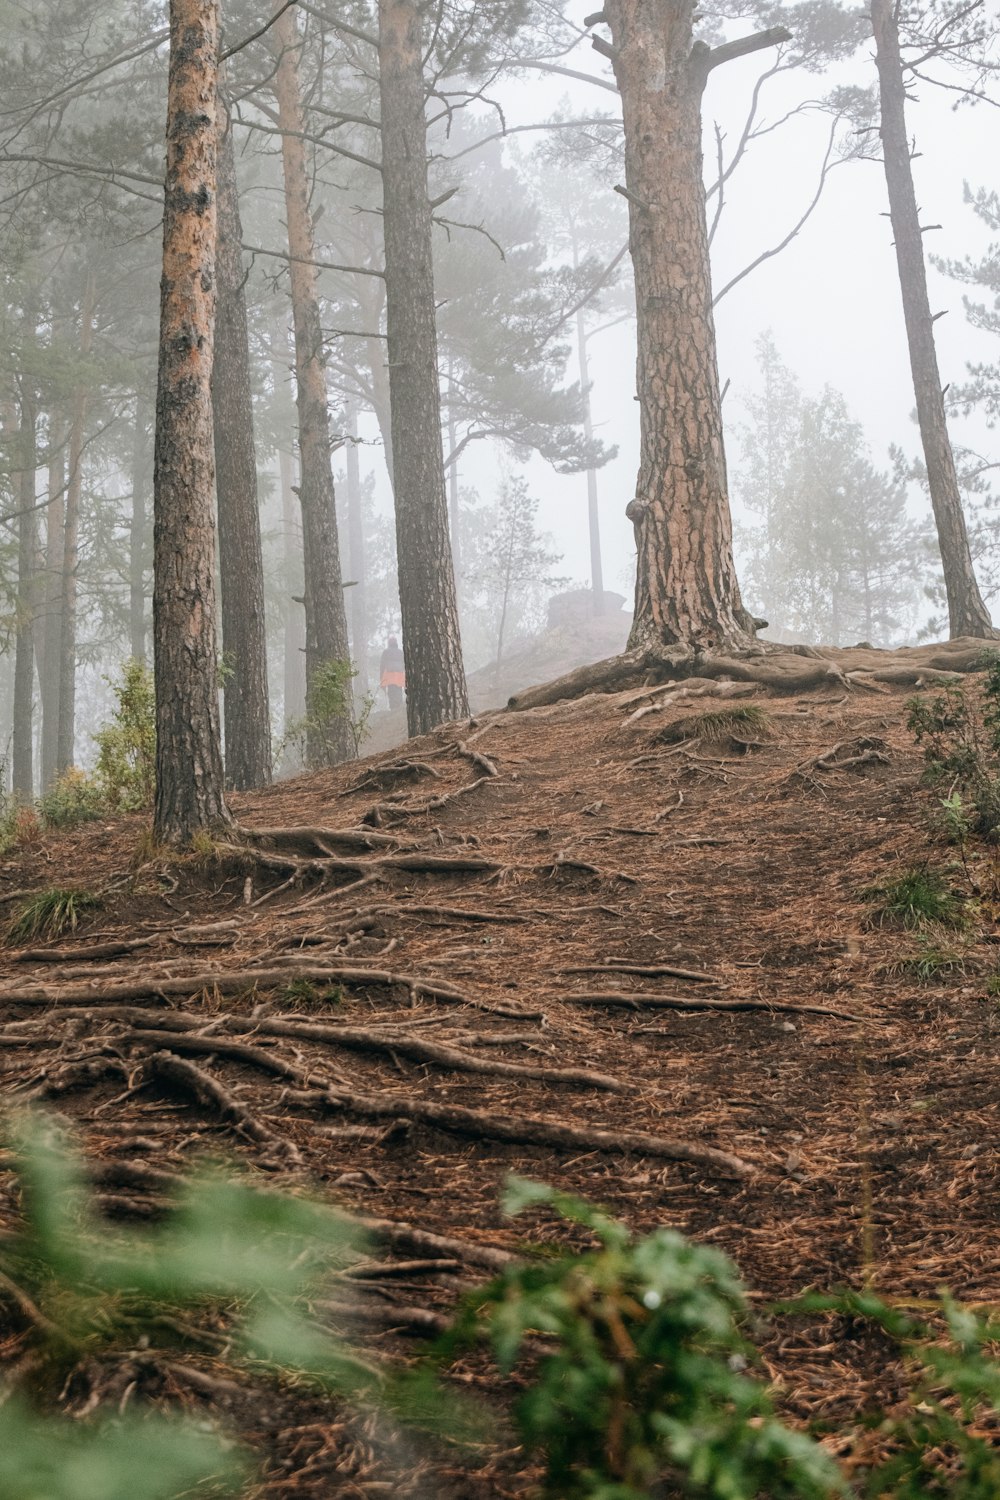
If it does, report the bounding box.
[2,659,998,1495]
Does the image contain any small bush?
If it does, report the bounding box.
[861,866,967,929]
[443,1178,842,1500]
[6,887,100,945]
[907,681,1000,840]
[93,659,156,811]
[38,768,104,829]
[0,801,40,854]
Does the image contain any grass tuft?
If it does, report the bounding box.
[860,866,967,929]
[6,888,101,946]
[881,936,970,984]
[657,703,773,747]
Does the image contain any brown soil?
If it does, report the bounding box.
[2,664,999,1495]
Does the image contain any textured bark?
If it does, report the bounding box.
[344,397,370,699]
[278,438,306,765]
[576,308,604,607]
[270,7,354,767]
[212,84,273,789]
[41,418,66,789]
[605,0,757,653]
[152,0,231,845]
[12,379,38,801]
[129,392,152,662]
[57,274,96,776]
[378,0,468,736]
[871,0,994,639]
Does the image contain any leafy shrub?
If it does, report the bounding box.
[93,659,156,811]
[0,1114,480,1499]
[442,1178,843,1500]
[282,658,375,764]
[907,663,1000,840]
[6,887,100,945]
[37,767,104,829]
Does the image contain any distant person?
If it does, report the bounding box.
[380,635,405,712]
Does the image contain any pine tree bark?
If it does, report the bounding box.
[278,437,306,769]
[604,0,766,653]
[41,418,65,789]
[12,376,38,801]
[212,82,273,789]
[344,397,370,699]
[378,0,468,735]
[870,0,994,639]
[270,6,354,767]
[575,308,604,610]
[152,0,231,845]
[57,273,96,776]
[129,392,151,662]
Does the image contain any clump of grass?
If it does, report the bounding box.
[6,888,101,946]
[658,702,773,746]
[881,933,970,983]
[279,977,345,1009]
[861,866,967,929]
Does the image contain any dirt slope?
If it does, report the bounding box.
[1,668,998,1495]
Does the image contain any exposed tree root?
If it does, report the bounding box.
[355,1215,513,1271]
[125,1029,348,1090]
[0,964,539,1022]
[317,1298,449,1338]
[455,741,499,778]
[145,1050,301,1166]
[561,991,866,1021]
[236,1015,627,1092]
[566,962,719,984]
[285,1083,750,1177]
[505,635,997,714]
[344,759,443,795]
[12,937,158,964]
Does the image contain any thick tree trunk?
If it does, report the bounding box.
[41,419,65,789]
[378,0,468,736]
[152,0,231,845]
[871,0,994,639]
[12,382,38,801]
[57,274,96,776]
[605,0,757,654]
[344,397,370,699]
[575,309,604,610]
[270,7,354,767]
[129,392,151,662]
[212,83,273,790]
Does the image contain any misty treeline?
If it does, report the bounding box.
[0,0,996,841]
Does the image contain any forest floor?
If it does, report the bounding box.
[2,651,1000,1496]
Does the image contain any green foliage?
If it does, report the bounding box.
[37,767,104,829]
[6,886,100,945]
[0,1113,484,1499]
[284,658,374,761]
[783,1290,1000,1498]
[93,659,157,812]
[860,866,967,929]
[881,932,970,983]
[907,668,1000,841]
[0,1400,245,1500]
[442,1178,844,1500]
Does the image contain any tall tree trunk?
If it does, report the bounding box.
[870,0,993,639]
[378,0,468,735]
[129,392,151,662]
[344,397,370,700]
[279,438,306,768]
[603,0,777,653]
[270,6,354,766]
[152,0,231,845]
[57,273,96,776]
[575,309,604,611]
[41,417,65,788]
[12,377,37,801]
[212,81,273,789]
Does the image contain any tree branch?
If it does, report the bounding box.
[703,26,792,72]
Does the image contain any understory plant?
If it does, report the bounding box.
[907,657,1000,843]
[441,1178,844,1500]
[0,1113,479,1500]
[861,866,968,930]
[281,657,375,762]
[5,886,101,944]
